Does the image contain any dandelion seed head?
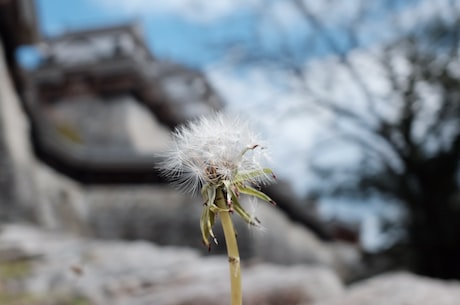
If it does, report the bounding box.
[158,113,274,194]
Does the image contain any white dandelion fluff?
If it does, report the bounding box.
[158,113,275,194]
[158,112,276,249]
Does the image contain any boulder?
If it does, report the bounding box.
[314,272,460,305]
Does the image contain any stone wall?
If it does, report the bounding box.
[0,37,86,229]
[0,40,15,220]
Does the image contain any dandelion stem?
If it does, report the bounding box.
[216,187,242,305]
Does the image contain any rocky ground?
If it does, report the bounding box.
[1,223,460,305]
[0,223,342,305]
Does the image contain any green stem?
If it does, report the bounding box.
[216,188,242,305]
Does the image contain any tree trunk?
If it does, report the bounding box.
[409,193,460,279]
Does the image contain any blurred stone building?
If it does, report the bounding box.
[23,23,223,183]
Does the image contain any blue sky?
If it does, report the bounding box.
[21,0,438,70]
[33,0,259,68]
[27,0,390,69]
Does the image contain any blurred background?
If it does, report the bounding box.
[1,0,460,304]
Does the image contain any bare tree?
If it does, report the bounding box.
[229,0,460,278]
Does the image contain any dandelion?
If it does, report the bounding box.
[158,112,276,305]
